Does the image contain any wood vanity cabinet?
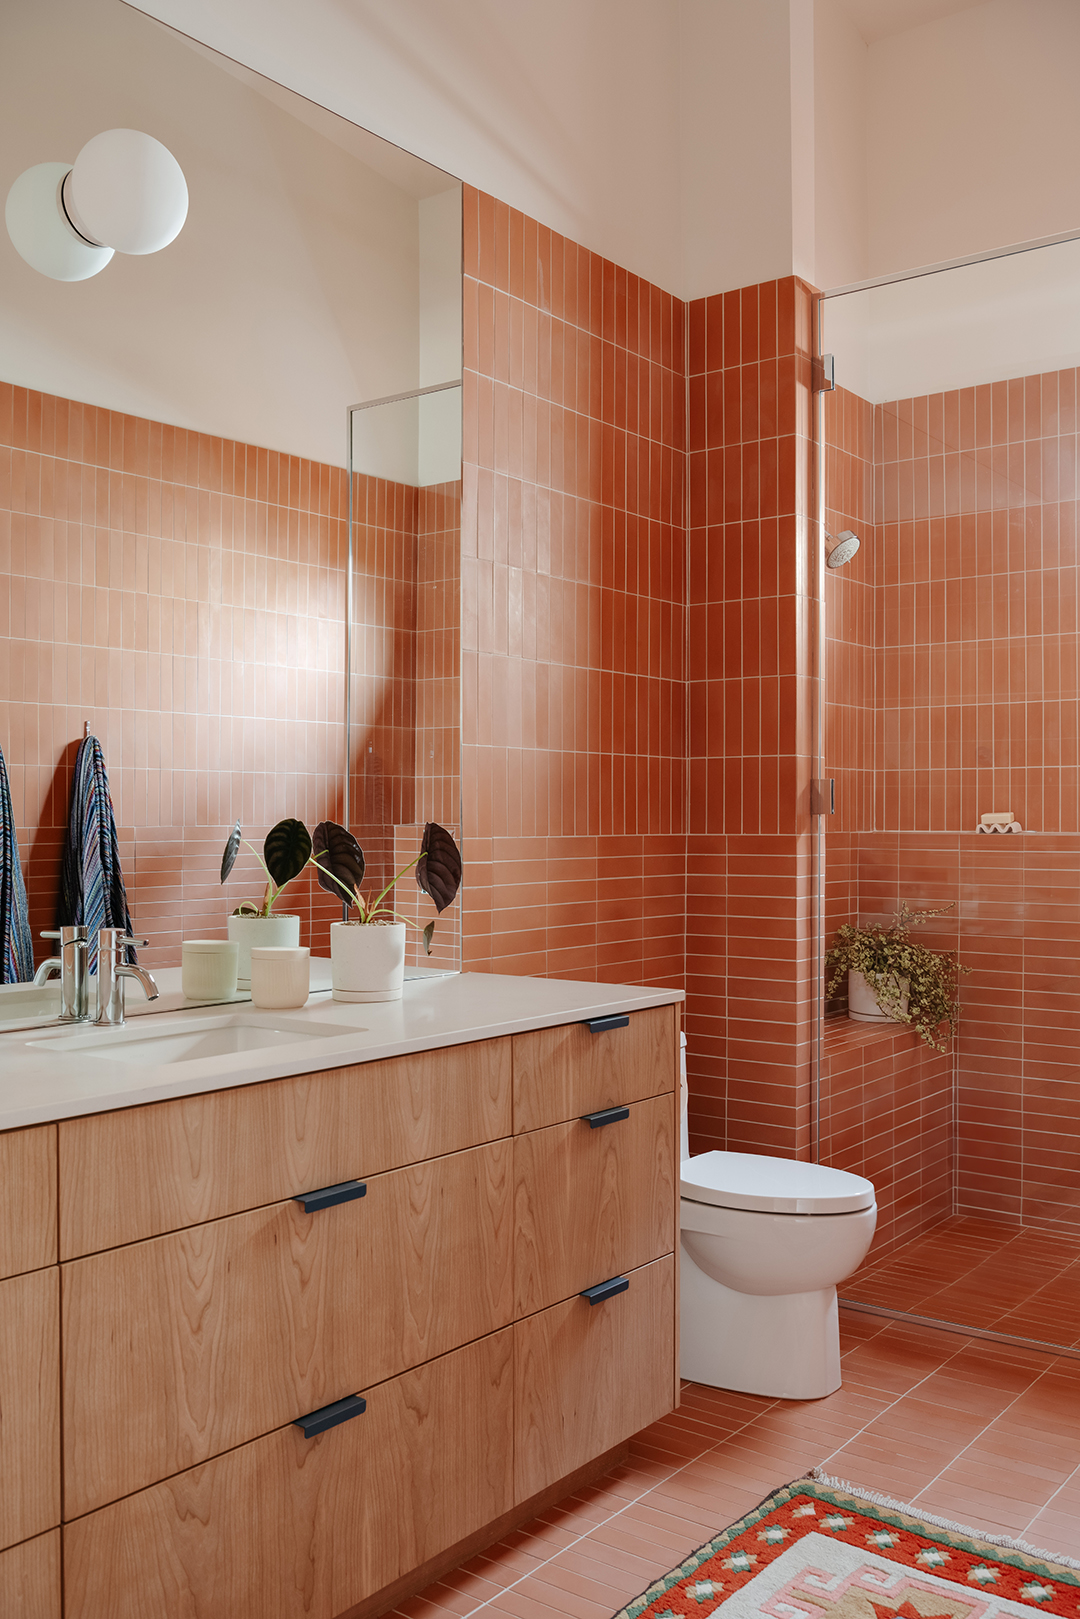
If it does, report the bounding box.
[0,1124,61,1619]
[37,1001,677,1619]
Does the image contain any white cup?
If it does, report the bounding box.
[182,939,239,1001]
[249,946,310,1010]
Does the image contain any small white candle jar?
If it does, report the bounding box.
[249,946,310,1010]
[182,939,239,1001]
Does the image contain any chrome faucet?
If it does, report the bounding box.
[94,929,160,1026]
[34,926,90,1021]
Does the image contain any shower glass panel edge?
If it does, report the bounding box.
[818,230,1080,1355]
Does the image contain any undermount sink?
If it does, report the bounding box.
[0,981,61,1030]
[28,1013,362,1066]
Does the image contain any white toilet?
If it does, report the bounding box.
[679,1041,877,1400]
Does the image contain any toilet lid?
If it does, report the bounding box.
[681,1151,875,1215]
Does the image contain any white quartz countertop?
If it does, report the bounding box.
[0,968,683,1131]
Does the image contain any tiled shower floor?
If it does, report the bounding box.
[844,1215,1080,1349]
[393,1313,1080,1619]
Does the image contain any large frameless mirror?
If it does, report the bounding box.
[0,0,463,988]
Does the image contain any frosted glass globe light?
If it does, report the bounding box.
[65,129,188,255]
[5,161,114,281]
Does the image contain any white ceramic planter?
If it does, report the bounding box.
[331,921,406,1002]
[227,913,301,986]
[848,968,909,1023]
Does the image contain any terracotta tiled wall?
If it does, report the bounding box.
[0,382,418,972]
[819,1016,952,1259]
[684,280,819,1157]
[875,371,1080,834]
[460,187,688,986]
[823,365,1080,1236]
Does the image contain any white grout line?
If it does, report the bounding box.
[819,1325,1080,1543]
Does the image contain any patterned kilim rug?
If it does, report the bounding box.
[612,1472,1080,1619]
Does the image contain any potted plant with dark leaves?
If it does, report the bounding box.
[825,901,968,1052]
[310,820,462,1002]
[219,818,314,985]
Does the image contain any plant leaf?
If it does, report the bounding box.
[220,820,242,883]
[263,819,312,888]
[312,821,365,905]
[416,823,462,913]
[422,921,436,955]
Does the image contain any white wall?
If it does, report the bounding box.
[129,0,692,296]
[813,0,868,289]
[1,0,460,466]
[419,191,463,387]
[124,0,1080,308]
[825,235,1080,403]
[678,0,814,299]
[866,0,1080,277]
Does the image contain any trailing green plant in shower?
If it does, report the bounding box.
[825,901,970,1053]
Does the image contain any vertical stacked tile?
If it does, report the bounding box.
[867,369,1080,1232]
[818,383,954,1257]
[0,383,415,968]
[460,188,687,987]
[684,280,818,1158]
[821,365,1080,1237]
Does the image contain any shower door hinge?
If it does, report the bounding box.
[811,777,835,816]
[813,353,835,392]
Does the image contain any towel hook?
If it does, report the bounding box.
[83,720,90,738]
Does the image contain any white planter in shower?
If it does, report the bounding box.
[848,968,909,1023]
[330,921,406,1002]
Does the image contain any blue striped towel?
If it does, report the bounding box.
[0,742,33,983]
[59,735,135,972]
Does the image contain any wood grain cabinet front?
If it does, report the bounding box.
[0,1268,60,1554]
[512,1005,676,1133]
[58,1037,512,1257]
[62,1139,515,1516]
[514,1254,675,1502]
[0,1125,57,1279]
[0,1530,61,1619]
[63,1329,515,1619]
[514,1093,676,1316]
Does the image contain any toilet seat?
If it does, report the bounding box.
[680,1150,875,1215]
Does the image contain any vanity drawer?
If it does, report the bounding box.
[0,1530,60,1619]
[514,1254,675,1501]
[0,1268,60,1552]
[514,1092,675,1315]
[0,1125,57,1278]
[512,1005,676,1133]
[59,1036,512,1257]
[62,1138,514,1516]
[64,1328,515,1619]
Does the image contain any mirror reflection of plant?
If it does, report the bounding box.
[824,901,970,1052]
[219,818,313,918]
[312,820,462,956]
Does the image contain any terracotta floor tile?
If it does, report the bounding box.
[413,1312,1080,1616]
[849,1217,1080,1355]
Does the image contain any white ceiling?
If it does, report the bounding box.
[841,0,990,44]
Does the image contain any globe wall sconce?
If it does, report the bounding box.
[5,128,188,282]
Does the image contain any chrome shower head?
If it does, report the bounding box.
[825,529,860,568]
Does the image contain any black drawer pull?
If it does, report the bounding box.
[580,1275,630,1306]
[583,1014,630,1033]
[581,1104,630,1128]
[293,1393,367,1437]
[293,1179,367,1213]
